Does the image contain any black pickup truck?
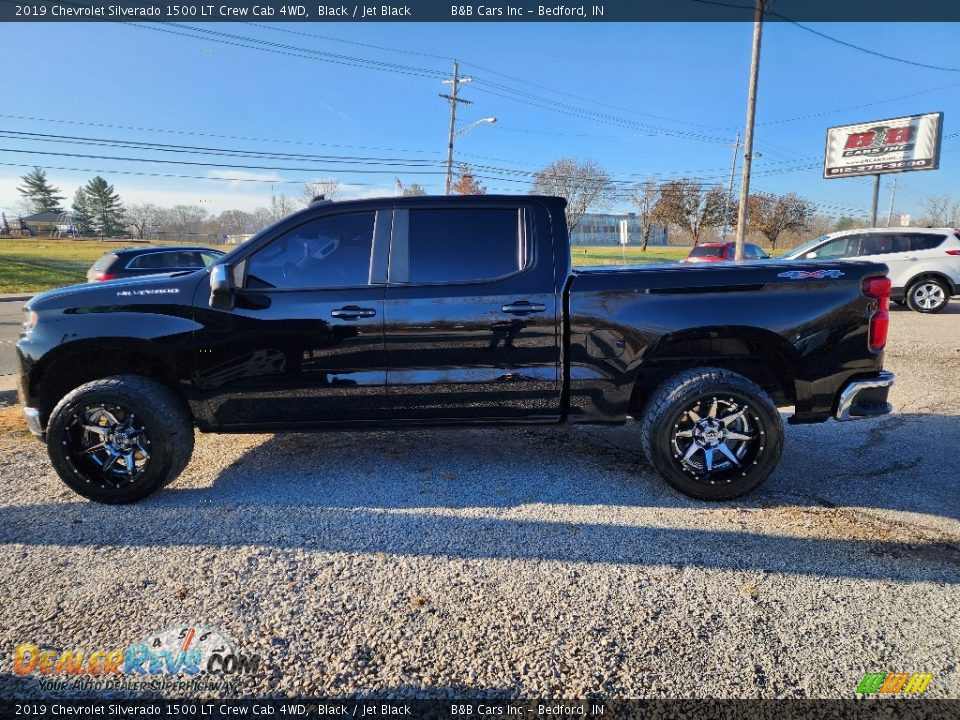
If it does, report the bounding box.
[16,195,895,504]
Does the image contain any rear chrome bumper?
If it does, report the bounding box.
[22,406,43,437]
[835,371,895,421]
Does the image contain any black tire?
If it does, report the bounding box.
[46,375,194,504]
[905,277,950,313]
[640,368,783,500]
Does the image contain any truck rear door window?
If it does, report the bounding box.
[408,208,525,284]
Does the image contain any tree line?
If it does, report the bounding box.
[13,162,957,248]
[527,157,817,251]
[12,168,350,241]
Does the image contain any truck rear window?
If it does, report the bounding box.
[408,208,525,283]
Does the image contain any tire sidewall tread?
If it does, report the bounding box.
[640,367,783,501]
[46,375,194,504]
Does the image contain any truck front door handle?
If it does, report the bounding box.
[331,306,377,320]
[501,302,547,315]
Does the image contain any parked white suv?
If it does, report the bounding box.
[782,228,960,313]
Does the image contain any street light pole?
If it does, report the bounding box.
[441,60,473,195]
[734,0,765,261]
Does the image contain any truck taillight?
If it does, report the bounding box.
[95,273,116,281]
[862,276,891,351]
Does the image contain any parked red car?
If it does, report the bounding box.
[682,242,771,263]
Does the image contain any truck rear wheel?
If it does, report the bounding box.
[46,375,195,504]
[640,368,783,500]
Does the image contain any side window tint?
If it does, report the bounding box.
[408,208,524,283]
[180,252,206,268]
[130,252,171,269]
[861,234,909,255]
[246,213,375,289]
[816,237,855,258]
[909,234,946,251]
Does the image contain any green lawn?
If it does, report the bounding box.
[0,238,696,294]
[571,245,691,266]
[0,238,216,294]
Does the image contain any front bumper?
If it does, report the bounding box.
[834,371,895,421]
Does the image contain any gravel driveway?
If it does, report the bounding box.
[1,305,958,699]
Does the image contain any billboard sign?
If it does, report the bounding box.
[823,112,943,179]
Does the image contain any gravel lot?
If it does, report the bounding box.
[0,305,958,700]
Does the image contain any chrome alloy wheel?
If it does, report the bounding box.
[62,405,151,487]
[670,396,764,484]
[912,282,946,311]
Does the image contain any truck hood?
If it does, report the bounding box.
[25,270,205,312]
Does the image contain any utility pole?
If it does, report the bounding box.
[870,174,881,226]
[440,60,473,195]
[885,178,898,227]
[721,132,741,242]
[734,0,765,261]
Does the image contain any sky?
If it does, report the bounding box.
[1,20,958,221]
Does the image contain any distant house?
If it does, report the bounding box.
[19,210,72,237]
[570,212,669,246]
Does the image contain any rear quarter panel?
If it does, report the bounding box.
[566,260,888,423]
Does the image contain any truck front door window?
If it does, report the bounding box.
[246,213,376,289]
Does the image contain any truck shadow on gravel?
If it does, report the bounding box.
[1,417,958,584]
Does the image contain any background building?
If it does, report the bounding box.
[570,212,669,246]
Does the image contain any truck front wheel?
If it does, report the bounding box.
[640,368,783,500]
[46,375,195,504]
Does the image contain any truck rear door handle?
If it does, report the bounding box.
[331,306,377,320]
[501,301,547,315]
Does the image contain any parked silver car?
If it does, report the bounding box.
[783,227,960,312]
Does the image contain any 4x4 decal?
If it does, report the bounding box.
[778,269,846,280]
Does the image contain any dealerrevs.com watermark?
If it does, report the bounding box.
[13,622,260,692]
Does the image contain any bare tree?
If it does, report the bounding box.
[452,164,486,195]
[168,205,208,241]
[218,209,255,235]
[270,192,298,221]
[746,192,815,251]
[632,179,660,252]
[921,194,960,226]
[402,183,428,197]
[652,179,727,245]
[125,202,159,239]
[301,179,341,206]
[251,207,276,233]
[532,158,612,235]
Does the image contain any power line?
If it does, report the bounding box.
[775,16,960,73]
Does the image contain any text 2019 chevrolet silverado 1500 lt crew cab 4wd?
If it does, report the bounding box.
[17,195,895,504]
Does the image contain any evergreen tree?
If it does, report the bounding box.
[83,176,125,237]
[17,167,65,214]
[71,187,94,236]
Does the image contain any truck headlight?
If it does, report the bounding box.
[22,310,38,333]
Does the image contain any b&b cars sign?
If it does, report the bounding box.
[823,112,943,179]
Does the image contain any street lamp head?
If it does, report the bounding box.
[455,117,498,138]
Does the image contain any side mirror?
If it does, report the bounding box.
[209,264,234,310]
[805,251,817,259]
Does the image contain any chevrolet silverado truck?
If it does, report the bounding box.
[16,195,895,504]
